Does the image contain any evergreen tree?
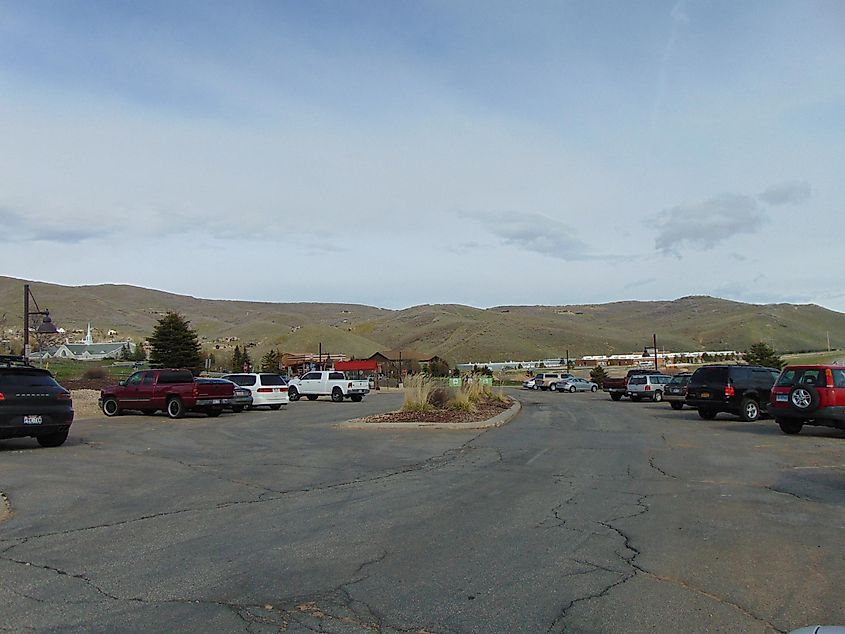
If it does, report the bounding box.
[119,343,131,361]
[132,340,147,362]
[148,312,203,373]
[744,342,784,368]
[260,349,279,373]
[231,346,243,372]
[242,349,252,372]
[589,365,608,388]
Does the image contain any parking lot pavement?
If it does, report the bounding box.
[1,389,844,633]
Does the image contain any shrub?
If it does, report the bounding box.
[402,374,436,412]
[428,386,451,408]
[82,367,107,380]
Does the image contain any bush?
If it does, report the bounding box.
[402,374,436,412]
[428,386,451,408]
[82,367,107,380]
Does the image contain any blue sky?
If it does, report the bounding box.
[1,1,843,311]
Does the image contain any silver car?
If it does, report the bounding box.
[555,377,598,393]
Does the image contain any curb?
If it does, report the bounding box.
[337,399,522,430]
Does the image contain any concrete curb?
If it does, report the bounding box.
[337,398,522,430]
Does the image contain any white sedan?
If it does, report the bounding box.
[555,377,598,393]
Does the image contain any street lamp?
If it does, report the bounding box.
[23,284,59,362]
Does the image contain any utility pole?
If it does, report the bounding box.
[653,333,658,370]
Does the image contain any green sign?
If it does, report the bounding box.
[448,377,462,387]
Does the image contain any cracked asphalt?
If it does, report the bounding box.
[1,389,844,633]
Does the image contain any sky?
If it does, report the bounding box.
[1,0,844,311]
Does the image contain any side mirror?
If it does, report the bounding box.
[119,380,126,386]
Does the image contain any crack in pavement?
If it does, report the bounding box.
[647,455,678,479]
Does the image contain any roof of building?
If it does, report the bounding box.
[369,350,438,362]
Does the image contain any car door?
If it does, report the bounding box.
[119,371,145,406]
[299,372,321,394]
[137,372,158,408]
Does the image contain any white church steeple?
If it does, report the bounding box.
[84,323,94,346]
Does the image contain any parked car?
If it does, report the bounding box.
[287,370,369,402]
[100,369,234,419]
[769,365,845,435]
[522,377,536,390]
[533,373,573,391]
[0,355,74,447]
[603,368,663,401]
[626,374,673,401]
[664,372,693,410]
[554,377,598,393]
[196,378,252,413]
[685,365,780,421]
[221,373,289,410]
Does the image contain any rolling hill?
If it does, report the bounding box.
[2,276,844,364]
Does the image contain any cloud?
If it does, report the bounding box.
[757,181,812,206]
[0,207,110,244]
[464,211,588,260]
[654,194,767,256]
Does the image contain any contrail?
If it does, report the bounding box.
[649,0,689,140]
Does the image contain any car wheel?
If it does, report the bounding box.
[350,395,363,402]
[231,405,244,413]
[777,418,803,435]
[591,385,597,392]
[549,383,556,392]
[789,385,820,414]
[610,393,622,401]
[269,404,282,410]
[740,397,760,422]
[653,391,663,402]
[331,388,344,402]
[37,429,69,447]
[532,384,539,390]
[288,387,300,401]
[102,397,121,417]
[306,395,318,401]
[698,408,717,420]
[166,397,185,419]
[569,385,576,393]
[670,402,684,410]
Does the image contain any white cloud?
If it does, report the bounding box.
[462,211,589,260]
[654,194,767,256]
[758,181,812,206]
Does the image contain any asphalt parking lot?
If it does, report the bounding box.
[1,389,844,633]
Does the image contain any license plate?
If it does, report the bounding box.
[23,415,42,425]
[776,394,788,402]
[212,399,221,405]
[273,388,279,393]
[700,391,710,398]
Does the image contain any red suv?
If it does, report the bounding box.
[769,365,845,435]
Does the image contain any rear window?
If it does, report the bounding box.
[777,368,826,387]
[158,370,194,384]
[329,372,344,380]
[259,374,286,386]
[0,371,61,388]
[628,376,646,385]
[690,367,729,386]
[225,374,257,386]
[669,375,691,386]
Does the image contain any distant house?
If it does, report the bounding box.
[367,350,444,376]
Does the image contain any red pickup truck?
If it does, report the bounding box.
[99,369,234,419]
[603,368,663,401]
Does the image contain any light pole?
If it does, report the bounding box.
[23,284,59,362]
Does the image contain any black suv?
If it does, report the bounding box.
[0,355,74,447]
[685,365,780,422]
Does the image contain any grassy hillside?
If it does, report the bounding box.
[2,276,844,364]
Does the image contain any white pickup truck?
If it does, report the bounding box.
[288,370,370,402]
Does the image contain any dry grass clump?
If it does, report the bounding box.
[402,374,509,414]
[82,367,107,380]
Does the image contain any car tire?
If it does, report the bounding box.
[232,405,244,413]
[591,385,598,392]
[350,395,363,402]
[37,429,69,447]
[331,388,344,403]
[653,391,663,402]
[269,404,282,410]
[532,385,539,390]
[569,385,576,393]
[102,397,121,417]
[166,397,185,419]
[698,408,717,420]
[610,393,622,401]
[288,387,300,401]
[739,397,760,422]
[306,395,318,401]
[777,418,803,435]
[789,385,820,414]
[670,402,684,410]
[548,383,556,391]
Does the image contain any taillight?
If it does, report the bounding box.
[0,392,4,401]
[645,384,651,391]
[280,386,288,392]
[725,384,735,398]
[348,382,352,389]
[56,391,72,401]
[257,388,273,393]
[192,384,198,398]
[826,369,834,388]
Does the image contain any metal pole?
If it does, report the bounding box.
[23,284,30,361]
[398,351,402,384]
[653,333,658,370]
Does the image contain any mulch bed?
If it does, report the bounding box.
[60,378,116,391]
[358,397,513,424]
